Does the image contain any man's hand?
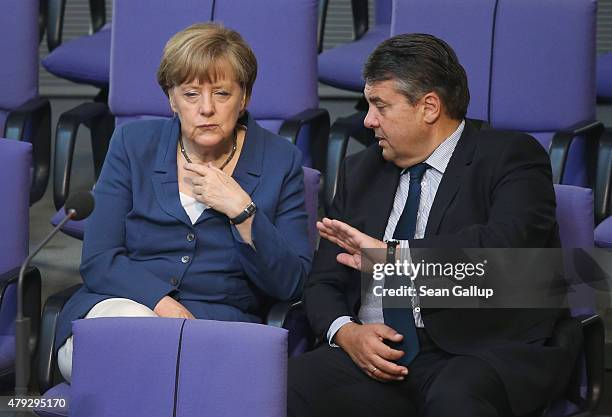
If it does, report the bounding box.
[334,322,408,382]
[317,217,386,271]
[154,296,195,319]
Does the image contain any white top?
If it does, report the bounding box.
[179,192,208,224]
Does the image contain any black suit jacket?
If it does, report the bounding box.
[304,120,572,415]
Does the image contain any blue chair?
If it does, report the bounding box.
[0,139,41,390]
[1,0,51,204]
[52,0,329,210]
[318,0,391,92]
[43,0,110,101]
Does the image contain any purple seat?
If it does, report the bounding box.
[0,0,51,204]
[0,139,40,387]
[597,52,612,102]
[392,0,496,122]
[318,0,391,92]
[42,24,111,88]
[39,318,286,417]
[43,0,110,92]
[541,185,603,416]
[595,217,612,248]
[490,0,599,188]
[53,0,328,210]
[325,0,601,210]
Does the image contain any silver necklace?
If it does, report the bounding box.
[179,129,237,170]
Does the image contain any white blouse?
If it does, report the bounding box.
[179,192,208,224]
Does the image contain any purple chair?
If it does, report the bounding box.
[489,0,601,188]
[0,139,41,389]
[542,185,604,416]
[52,0,329,211]
[37,318,286,417]
[37,167,320,413]
[597,52,612,104]
[594,129,612,248]
[1,0,51,204]
[324,0,602,211]
[318,0,391,92]
[42,0,110,98]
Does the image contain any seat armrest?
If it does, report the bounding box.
[53,102,113,209]
[578,314,605,414]
[324,111,373,212]
[595,129,612,224]
[38,284,82,393]
[278,108,330,175]
[0,266,41,362]
[266,300,313,357]
[4,97,52,204]
[47,0,106,51]
[351,0,369,41]
[549,120,604,185]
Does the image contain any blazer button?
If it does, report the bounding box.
[181,255,190,264]
[187,233,195,242]
[170,277,178,286]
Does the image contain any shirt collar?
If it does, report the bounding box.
[401,119,465,175]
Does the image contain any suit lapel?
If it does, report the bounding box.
[152,116,192,225]
[424,121,478,237]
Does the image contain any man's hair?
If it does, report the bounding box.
[157,23,257,101]
[363,33,469,120]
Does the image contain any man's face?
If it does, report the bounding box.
[363,79,428,167]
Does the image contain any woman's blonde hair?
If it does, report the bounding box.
[157,23,257,101]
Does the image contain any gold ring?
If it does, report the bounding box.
[371,367,377,373]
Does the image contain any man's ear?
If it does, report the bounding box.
[421,92,442,124]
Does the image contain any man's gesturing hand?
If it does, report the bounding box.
[316,218,386,271]
[334,322,409,382]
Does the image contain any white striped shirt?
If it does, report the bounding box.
[327,120,465,345]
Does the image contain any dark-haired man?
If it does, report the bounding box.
[288,33,567,417]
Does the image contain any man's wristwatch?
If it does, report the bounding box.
[385,239,399,263]
[230,201,257,224]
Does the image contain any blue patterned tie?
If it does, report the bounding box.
[384,163,429,366]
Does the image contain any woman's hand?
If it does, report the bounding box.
[183,162,251,218]
[154,296,195,319]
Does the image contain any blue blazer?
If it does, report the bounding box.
[56,114,313,349]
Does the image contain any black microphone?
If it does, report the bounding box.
[15,191,95,395]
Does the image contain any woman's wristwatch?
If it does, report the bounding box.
[230,201,257,224]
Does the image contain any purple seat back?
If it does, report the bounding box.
[375,0,392,26]
[214,0,318,124]
[110,0,318,130]
[490,0,597,186]
[302,167,320,251]
[553,184,595,318]
[391,0,497,121]
[0,140,31,368]
[0,0,38,133]
[70,318,286,417]
[109,0,216,120]
[0,140,31,272]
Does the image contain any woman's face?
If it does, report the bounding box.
[169,70,245,150]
